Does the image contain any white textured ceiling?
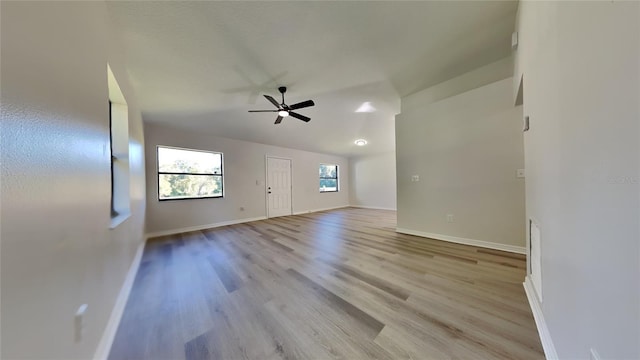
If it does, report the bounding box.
[107,1,517,157]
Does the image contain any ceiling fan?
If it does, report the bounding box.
[248,86,315,124]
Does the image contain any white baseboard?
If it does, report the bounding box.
[145,216,267,239]
[292,205,350,215]
[94,240,146,360]
[395,227,526,254]
[349,205,397,211]
[524,276,558,359]
[145,207,354,238]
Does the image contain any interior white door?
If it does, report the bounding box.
[267,157,292,218]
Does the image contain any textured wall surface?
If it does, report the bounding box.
[349,152,397,210]
[396,76,525,249]
[1,2,146,358]
[515,1,639,358]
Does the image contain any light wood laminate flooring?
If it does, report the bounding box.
[109,207,543,360]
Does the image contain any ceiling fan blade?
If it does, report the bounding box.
[264,94,281,108]
[289,111,311,122]
[288,100,315,110]
[274,116,283,124]
[248,110,278,112]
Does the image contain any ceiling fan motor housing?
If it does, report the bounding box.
[248,86,314,124]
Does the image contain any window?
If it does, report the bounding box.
[108,64,130,228]
[319,164,338,192]
[157,146,223,200]
[109,101,116,216]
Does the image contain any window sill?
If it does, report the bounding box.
[158,195,224,201]
[110,211,131,229]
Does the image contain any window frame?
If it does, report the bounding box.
[157,145,224,201]
[319,163,339,193]
[109,100,117,217]
[108,64,131,229]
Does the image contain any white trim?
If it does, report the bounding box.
[524,276,558,360]
[293,205,350,215]
[145,216,267,239]
[156,145,225,200]
[94,240,145,360]
[395,227,526,254]
[109,211,131,229]
[349,205,397,211]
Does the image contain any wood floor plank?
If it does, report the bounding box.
[285,268,385,338]
[112,207,544,360]
[207,255,243,293]
[374,324,453,360]
[263,283,394,360]
[316,256,410,300]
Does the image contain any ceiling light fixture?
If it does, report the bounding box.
[354,139,368,146]
[278,110,289,117]
[355,102,376,113]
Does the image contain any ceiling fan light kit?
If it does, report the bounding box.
[248,86,315,124]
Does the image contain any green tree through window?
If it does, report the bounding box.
[319,164,338,192]
[157,146,223,200]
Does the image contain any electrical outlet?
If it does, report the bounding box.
[446,214,454,223]
[411,175,420,182]
[75,304,88,342]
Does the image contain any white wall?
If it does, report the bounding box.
[144,123,350,235]
[515,1,639,358]
[396,70,525,252]
[1,2,146,359]
[402,56,514,114]
[349,152,397,210]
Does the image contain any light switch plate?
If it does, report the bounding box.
[411,175,419,182]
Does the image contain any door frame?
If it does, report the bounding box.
[265,155,293,218]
